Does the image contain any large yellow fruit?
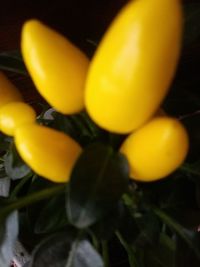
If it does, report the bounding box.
[0,102,36,136]
[120,117,189,182]
[0,72,23,108]
[21,20,89,114]
[15,124,82,183]
[85,0,183,133]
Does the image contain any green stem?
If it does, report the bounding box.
[116,231,138,267]
[70,115,90,137]
[0,184,65,220]
[101,240,110,267]
[10,173,33,198]
[88,230,100,252]
[80,112,99,137]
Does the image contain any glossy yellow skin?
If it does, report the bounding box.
[120,117,189,182]
[0,102,36,136]
[85,0,183,133]
[21,20,89,114]
[0,72,23,108]
[15,124,82,183]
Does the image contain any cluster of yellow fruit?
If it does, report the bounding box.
[0,0,189,183]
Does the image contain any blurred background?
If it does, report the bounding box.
[0,0,200,108]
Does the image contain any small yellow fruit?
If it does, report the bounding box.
[0,72,23,108]
[21,19,89,114]
[120,117,189,182]
[0,102,36,136]
[15,124,82,183]
[85,0,183,133]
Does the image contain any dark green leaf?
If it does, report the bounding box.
[0,211,18,266]
[51,111,103,146]
[133,211,161,248]
[67,239,103,267]
[51,112,81,141]
[154,208,200,259]
[116,231,142,267]
[118,206,140,244]
[143,233,176,267]
[4,143,32,180]
[35,194,68,234]
[29,229,76,267]
[0,51,27,75]
[91,201,124,240]
[183,3,200,47]
[29,230,103,267]
[67,143,129,228]
[27,177,57,227]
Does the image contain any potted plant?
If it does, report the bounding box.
[0,0,200,267]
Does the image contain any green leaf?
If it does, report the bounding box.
[29,229,76,267]
[116,231,141,267]
[0,51,27,75]
[143,233,176,267]
[4,143,32,180]
[91,201,124,240]
[51,111,104,146]
[134,211,161,247]
[67,143,129,228]
[35,193,68,234]
[29,230,103,267]
[118,206,140,244]
[183,3,200,47]
[66,239,103,267]
[0,211,18,267]
[27,178,58,227]
[51,112,81,142]
[153,208,200,260]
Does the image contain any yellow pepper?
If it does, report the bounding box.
[0,102,36,136]
[120,117,189,182]
[0,72,23,108]
[85,0,183,133]
[21,20,89,114]
[15,124,82,183]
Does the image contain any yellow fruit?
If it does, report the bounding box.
[15,124,82,183]
[21,19,89,114]
[0,72,23,108]
[85,0,183,133]
[0,102,36,136]
[120,117,189,182]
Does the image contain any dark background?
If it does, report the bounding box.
[0,0,199,104]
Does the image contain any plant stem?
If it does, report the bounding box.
[101,240,110,267]
[10,173,33,198]
[116,231,138,267]
[0,184,65,220]
[88,230,100,252]
[80,112,99,138]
